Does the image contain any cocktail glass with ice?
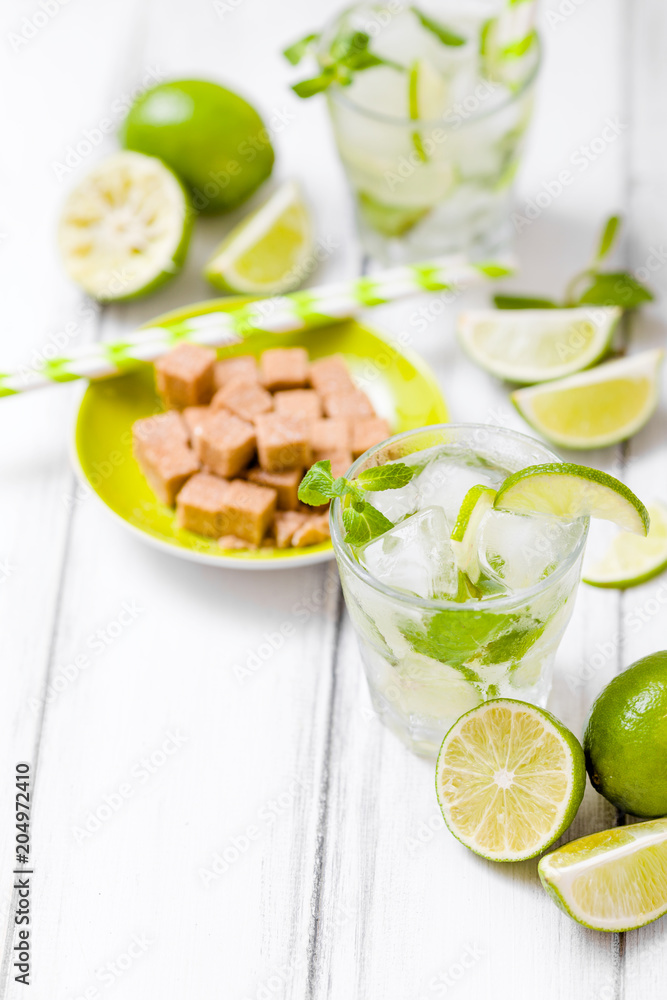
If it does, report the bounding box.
[331,425,588,756]
[317,2,540,262]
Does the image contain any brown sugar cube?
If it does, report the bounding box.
[192,412,256,478]
[154,343,216,409]
[219,479,277,546]
[176,473,232,536]
[260,347,309,391]
[273,389,322,423]
[310,417,350,454]
[132,412,199,506]
[292,512,331,548]
[309,354,355,396]
[351,417,392,458]
[312,449,353,480]
[211,377,273,422]
[213,355,258,390]
[274,510,308,549]
[255,413,311,472]
[181,406,210,442]
[246,466,303,510]
[322,388,375,421]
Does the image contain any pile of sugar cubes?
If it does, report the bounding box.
[131,342,391,550]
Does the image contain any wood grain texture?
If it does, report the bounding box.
[1,0,666,997]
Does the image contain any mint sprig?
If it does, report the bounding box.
[298,459,416,544]
[286,29,402,99]
[494,215,653,311]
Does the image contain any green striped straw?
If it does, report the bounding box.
[1,256,512,397]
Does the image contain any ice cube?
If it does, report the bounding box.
[365,479,420,522]
[413,452,505,529]
[479,510,584,591]
[359,505,458,600]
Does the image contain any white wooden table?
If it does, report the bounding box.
[1,1,666,997]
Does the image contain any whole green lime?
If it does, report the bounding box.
[584,651,667,817]
[120,79,274,214]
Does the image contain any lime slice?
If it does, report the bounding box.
[58,151,192,301]
[408,57,447,162]
[511,349,664,449]
[409,57,448,121]
[204,181,313,294]
[457,307,620,384]
[494,463,650,536]
[539,818,667,931]
[436,699,586,862]
[583,500,667,588]
[450,484,496,583]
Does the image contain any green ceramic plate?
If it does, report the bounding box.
[73,299,448,569]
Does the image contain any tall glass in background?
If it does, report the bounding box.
[331,426,588,756]
[319,2,540,263]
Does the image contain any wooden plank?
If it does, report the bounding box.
[313,0,631,997]
[1,0,358,996]
[0,0,145,969]
[617,0,667,992]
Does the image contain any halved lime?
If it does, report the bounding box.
[584,500,667,588]
[450,484,496,583]
[204,180,313,294]
[511,349,664,449]
[58,151,192,301]
[457,307,620,384]
[436,699,586,862]
[539,818,667,931]
[494,463,650,536]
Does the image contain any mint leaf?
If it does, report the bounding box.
[401,608,546,671]
[342,501,393,545]
[410,6,466,46]
[283,32,319,66]
[494,294,558,310]
[331,29,370,61]
[482,617,545,665]
[595,214,621,262]
[357,463,416,492]
[401,608,510,670]
[298,460,335,504]
[576,271,653,308]
[292,71,335,98]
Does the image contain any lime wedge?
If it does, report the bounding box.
[58,151,192,301]
[204,180,313,294]
[457,307,620,384]
[539,818,667,931]
[450,484,496,583]
[494,463,650,536]
[583,500,667,588]
[436,699,586,862]
[511,349,664,449]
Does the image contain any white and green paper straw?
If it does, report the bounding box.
[1,257,512,397]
